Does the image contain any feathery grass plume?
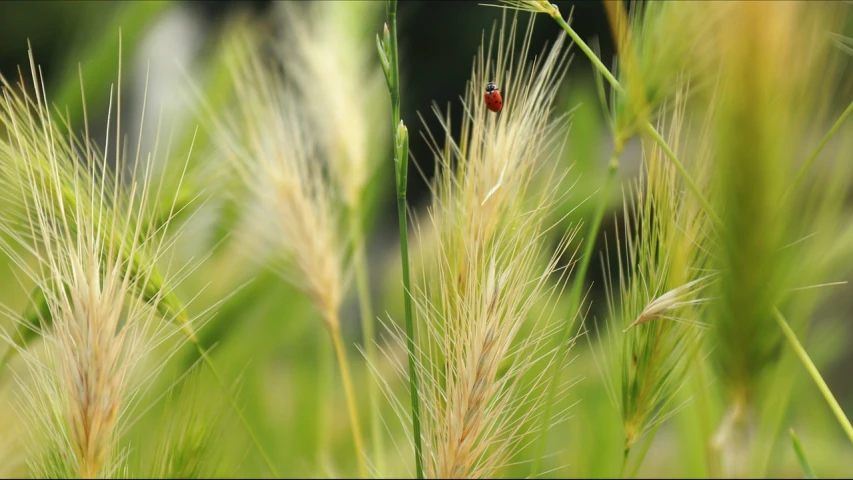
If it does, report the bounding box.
[599,88,713,469]
[605,1,728,145]
[210,31,368,476]
[275,1,389,471]
[0,51,198,478]
[704,2,850,474]
[215,33,345,337]
[492,1,725,143]
[375,13,579,478]
[0,57,196,372]
[276,0,386,210]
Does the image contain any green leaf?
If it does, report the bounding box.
[790,428,817,479]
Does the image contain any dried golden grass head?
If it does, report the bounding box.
[377,13,578,478]
[277,1,386,209]
[211,33,346,328]
[0,47,198,478]
[419,12,571,258]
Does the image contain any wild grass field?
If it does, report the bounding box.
[0,0,852,478]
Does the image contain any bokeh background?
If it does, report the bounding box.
[0,1,851,478]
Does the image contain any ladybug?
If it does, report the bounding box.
[484,81,503,113]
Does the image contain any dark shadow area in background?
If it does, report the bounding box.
[0,0,614,207]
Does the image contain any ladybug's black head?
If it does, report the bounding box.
[485,82,498,93]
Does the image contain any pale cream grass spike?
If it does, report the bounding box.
[0,48,201,478]
[208,31,371,477]
[276,0,386,210]
[374,13,580,478]
[211,33,345,330]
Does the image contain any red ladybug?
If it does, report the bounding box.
[484,82,503,113]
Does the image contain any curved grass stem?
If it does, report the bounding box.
[773,308,853,445]
[349,204,385,474]
[549,10,721,231]
[330,319,368,478]
[639,122,723,230]
[380,1,424,477]
[550,13,621,95]
[787,98,853,199]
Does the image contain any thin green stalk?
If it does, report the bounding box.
[550,13,622,96]
[627,419,663,478]
[639,122,723,229]
[317,330,334,470]
[618,447,630,479]
[379,1,423,477]
[790,428,817,479]
[349,204,385,474]
[773,308,853,445]
[549,10,721,231]
[787,98,853,198]
[330,320,368,478]
[396,183,422,479]
[531,146,622,476]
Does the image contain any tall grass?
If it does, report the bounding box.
[373,12,582,478]
[274,1,388,472]
[1,1,853,479]
[0,47,199,477]
[599,88,713,476]
[206,30,370,477]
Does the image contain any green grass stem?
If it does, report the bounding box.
[379,1,423,477]
[549,10,721,230]
[774,308,853,445]
[787,98,853,199]
[790,428,817,479]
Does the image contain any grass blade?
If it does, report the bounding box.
[774,308,853,445]
[790,428,817,479]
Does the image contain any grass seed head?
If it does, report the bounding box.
[379,13,578,478]
[0,48,198,478]
[601,88,713,451]
[212,33,346,328]
[276,1,387,209]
